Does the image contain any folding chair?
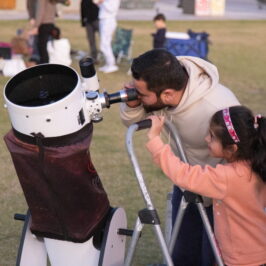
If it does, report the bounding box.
[112,27,133,64]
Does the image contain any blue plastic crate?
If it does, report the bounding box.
[164,30,209,60]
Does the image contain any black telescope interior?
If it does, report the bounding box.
[5,64,78,107]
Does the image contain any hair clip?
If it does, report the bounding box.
[254,114,262,129]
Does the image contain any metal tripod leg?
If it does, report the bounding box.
[196,201,224,266]
[169,195,224,266]
[168,196,188,253]
[126,123,173,266]
[124,217,143,266]
[125,211,174,266]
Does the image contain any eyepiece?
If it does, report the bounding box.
[125,88,138,101]
[79,57,96,78]
[103,88,138,108]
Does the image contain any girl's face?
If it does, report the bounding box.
[205,129,225,159]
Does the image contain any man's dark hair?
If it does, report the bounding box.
[131,49,188,96]
[153,13,166,22]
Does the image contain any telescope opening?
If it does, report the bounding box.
[5,64,78,107]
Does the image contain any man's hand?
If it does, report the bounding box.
[124,82,141,108]
[147,115,165,140]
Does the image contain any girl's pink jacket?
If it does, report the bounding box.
[146,136,266,266]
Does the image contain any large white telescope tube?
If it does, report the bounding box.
[3,64,90,137]
[3,59,137,138]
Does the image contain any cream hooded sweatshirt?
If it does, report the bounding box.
[120,56,240,169]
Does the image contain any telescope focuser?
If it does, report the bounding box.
[80,57,138,122]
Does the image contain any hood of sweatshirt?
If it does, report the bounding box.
[169,56,220,114]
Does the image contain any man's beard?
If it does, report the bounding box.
[143,97,169,113]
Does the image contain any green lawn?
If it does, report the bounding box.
[0,19,266,265]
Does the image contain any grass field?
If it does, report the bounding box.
[0,19,266,266]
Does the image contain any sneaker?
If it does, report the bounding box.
[98,65,108,72]
[102,65,118,74]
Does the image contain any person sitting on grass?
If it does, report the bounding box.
[146,106,266,266]
[151,13,167,49]
[47,25,72,66]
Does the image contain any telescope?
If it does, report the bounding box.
[3,57,137,137]
[3,59,137,262]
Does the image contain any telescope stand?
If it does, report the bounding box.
[14,208,127,266]
[168,191,224,266]
[126,120,224,266]
[125,123,174,266]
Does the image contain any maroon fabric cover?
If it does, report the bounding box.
[4,127,110,243]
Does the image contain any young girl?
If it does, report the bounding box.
[146,106,266,266]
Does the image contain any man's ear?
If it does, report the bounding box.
[160,89,176,104]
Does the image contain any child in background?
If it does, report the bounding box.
[47,26,72,66]
[146,106,266,266]
[151,13,167,49]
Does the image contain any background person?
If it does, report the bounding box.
[26,0,40,64]
[80,0,99,62]
[27,0,37,26]
[146,108,266,266]
[47,25,72,66]
[98,0,120,74]
[29,0,57,64]
[27,0,71,65]
[27,0,71,63]
[151,13,167,49]
[120,49,240,266]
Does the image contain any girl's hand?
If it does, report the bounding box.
[147,115,165,140]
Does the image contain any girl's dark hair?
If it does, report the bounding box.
[131,49,188,97]
[211,105,266,182]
